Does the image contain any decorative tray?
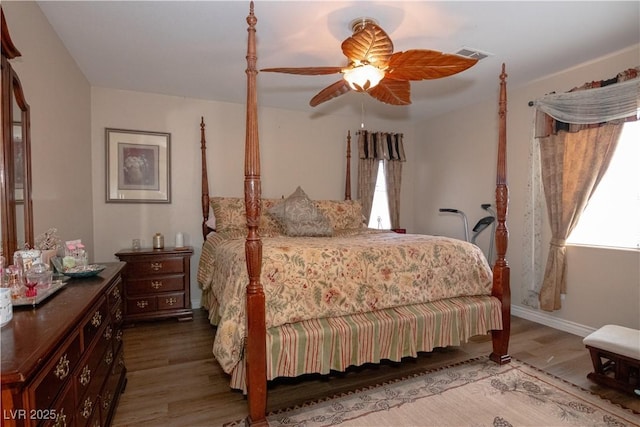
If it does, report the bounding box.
[63,264,106,278]
[12,279,67,307]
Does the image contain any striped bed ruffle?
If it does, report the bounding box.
[213,294,502,392]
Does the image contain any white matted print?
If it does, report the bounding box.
[106,128,171,203]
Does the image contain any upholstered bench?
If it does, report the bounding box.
[583,324,640,395]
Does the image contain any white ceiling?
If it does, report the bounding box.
[36,1,639,122]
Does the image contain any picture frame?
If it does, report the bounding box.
[105,128,171,203]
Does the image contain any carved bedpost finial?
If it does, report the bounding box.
[345,131,352,201]
[200,117,210,239]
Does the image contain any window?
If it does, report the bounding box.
[368,160,391,229]
[567,120,640,249]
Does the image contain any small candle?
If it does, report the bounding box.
[175,232,184,248]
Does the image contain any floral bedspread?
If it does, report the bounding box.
[197,229,492,373]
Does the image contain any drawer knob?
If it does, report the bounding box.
[54,354,70,380]
[91,311,102,328]
[151,280,163,290]
[104,325,113,340]
[53,409,67,427]
[105,350,114,366]
[166,297,177,306]
[150,262,163,271]
[102,390,112,410]
[115,308,123,322]
[81,397,93,419]
[112,287,121,299]
[116,329,124,342]
[137,300,149,309]
[79,364,91,386]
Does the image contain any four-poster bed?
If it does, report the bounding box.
[197,3,511,425]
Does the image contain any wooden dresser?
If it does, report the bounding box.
[115,247,193,324]
[1,263,127,427]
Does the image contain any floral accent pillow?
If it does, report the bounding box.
[210,197,283,236]
[267,187,333,237]
[314,199,366,230]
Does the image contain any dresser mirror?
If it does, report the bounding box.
[1,7,34,260]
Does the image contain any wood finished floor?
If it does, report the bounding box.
[111,309,639,427]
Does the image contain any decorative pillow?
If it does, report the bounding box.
[314,199,366,230]
[210,197,283,236]
[267,187,333,237]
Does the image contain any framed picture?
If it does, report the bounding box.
[106,128,171,203]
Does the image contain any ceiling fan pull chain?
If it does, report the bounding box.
[361,101,366,129]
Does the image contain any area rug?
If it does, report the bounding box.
[265,357,639,427]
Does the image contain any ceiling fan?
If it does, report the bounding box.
[261,18,479,107]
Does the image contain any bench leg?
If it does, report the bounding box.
[586,345,640,395]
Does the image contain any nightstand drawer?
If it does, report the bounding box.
[126,275,186,295]
[126,257,185,276]
[125,296,159,314]
[157,292,185,310]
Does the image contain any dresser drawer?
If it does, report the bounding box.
[42,378,76,427]
[99,345,125,426]
[126,275,185,295]
[32,331,82,412]
[107,279,123,310]
[125,257,185,277]
[75,324,112,403]
[82,297,108,350]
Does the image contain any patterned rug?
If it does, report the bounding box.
[265,357,639,427]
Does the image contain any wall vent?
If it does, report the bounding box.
[456,48,492,61]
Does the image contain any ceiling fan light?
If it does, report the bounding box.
[343,65,384,91]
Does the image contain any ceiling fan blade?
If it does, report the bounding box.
[341,23,393,67]
[367,79,411,105]
[385,49,478,81]
[260,66,344,76]
[309,80,351,107]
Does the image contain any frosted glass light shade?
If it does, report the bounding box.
[344,65,385,91]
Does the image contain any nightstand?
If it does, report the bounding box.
[115,247,193,324]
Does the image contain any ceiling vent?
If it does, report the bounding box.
[456,48,492,61]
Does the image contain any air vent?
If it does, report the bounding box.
[456,48,491,61]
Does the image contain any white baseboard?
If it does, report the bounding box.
[512,305,596,338]
[191,299,202,310]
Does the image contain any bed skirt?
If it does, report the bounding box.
[202,290,502,392]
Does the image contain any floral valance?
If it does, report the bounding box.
[532,67,639,138]
[357,130,406,161]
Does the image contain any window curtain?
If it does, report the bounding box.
[356,130,406,228]
[525,68,639,312]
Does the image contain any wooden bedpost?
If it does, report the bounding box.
[490,63,512,365]
[243,2,268,425]
[345,130,352,201]
[200,116,210,239]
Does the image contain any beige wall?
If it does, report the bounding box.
[415,46,640,331]
[3,2,94,257]
[90,87,416,305]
